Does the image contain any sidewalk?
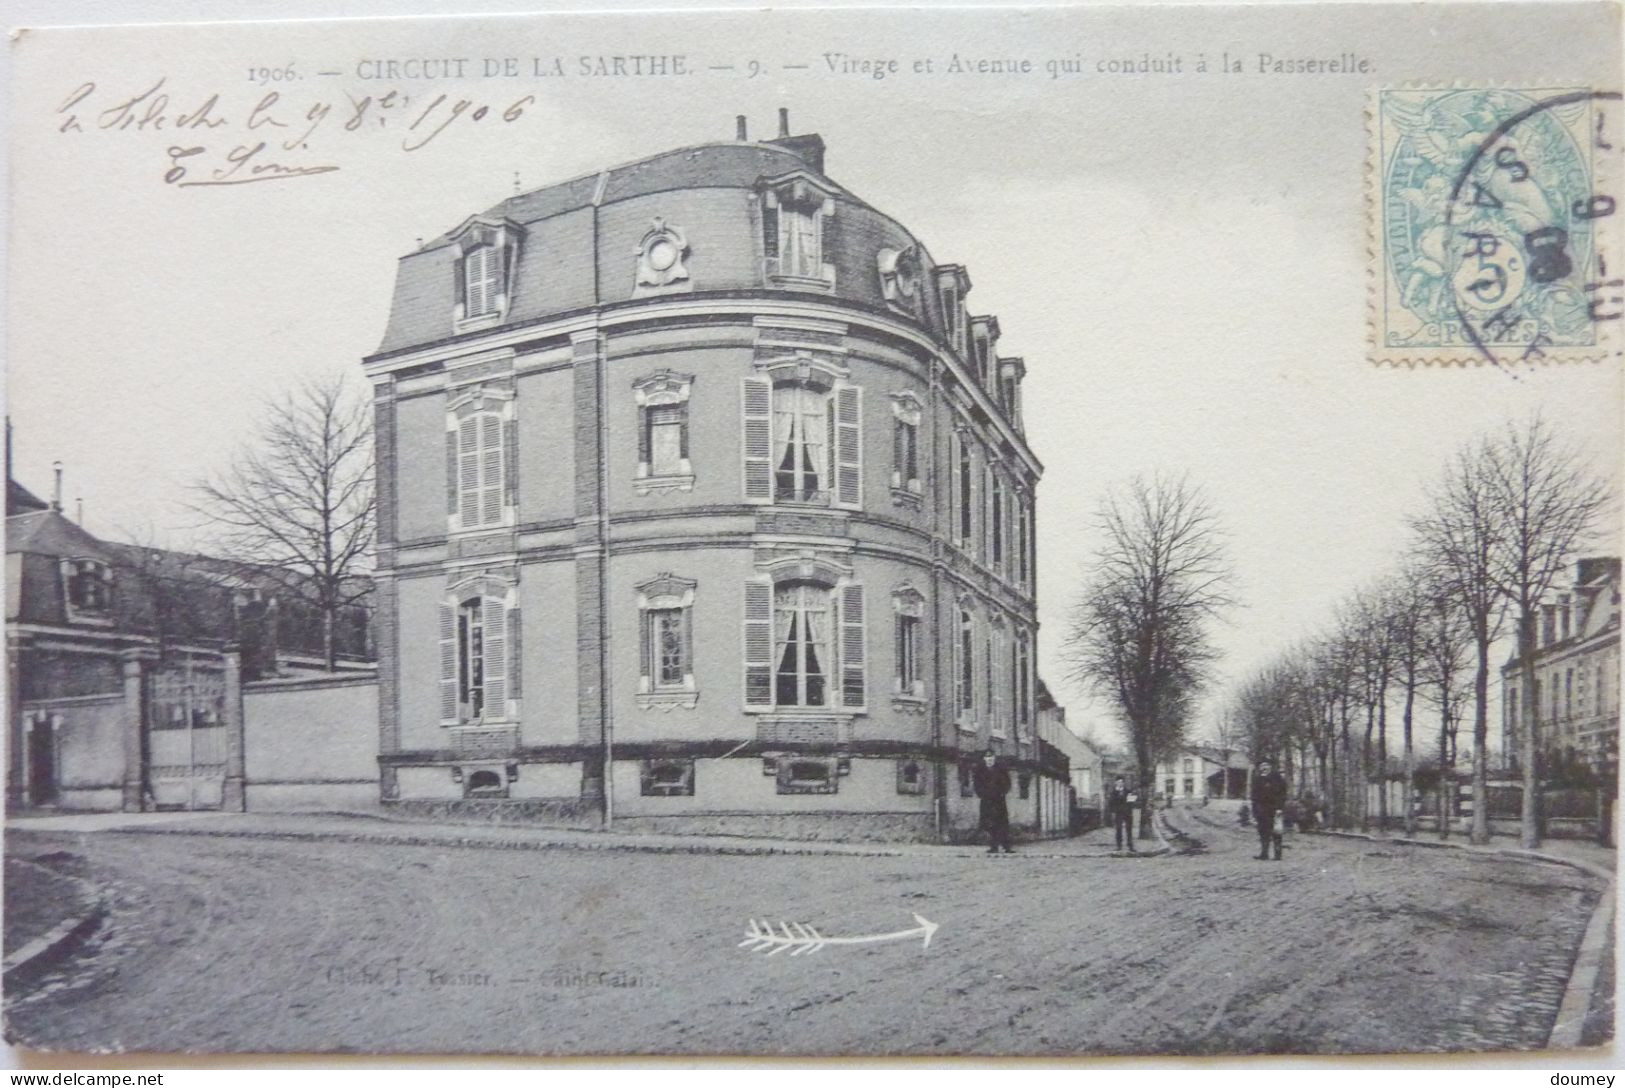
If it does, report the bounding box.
[6,808,1167,860]
[1317,826,1616,879]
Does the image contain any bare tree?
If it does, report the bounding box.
[1485,416,1610,849]
[1419,582,1472,839]
[1064,473,1234,839]
[1413,438,1506,844]
[191,376,375,671]
[1208,704,1244,799]
[1385,564,1434,836]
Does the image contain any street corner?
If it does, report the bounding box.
[2,847,106,988]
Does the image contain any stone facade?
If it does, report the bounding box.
[1502,557,1622,779]
[364,116,1048,840]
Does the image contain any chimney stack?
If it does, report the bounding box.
[736,115,748,141]
[779,108,790,137]
[75,497,83,524]
[51,460,63,512]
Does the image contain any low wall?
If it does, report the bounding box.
[615,810,937,843]
[386,797,597,826]
[243,672,379,811]
[23,694,125,812]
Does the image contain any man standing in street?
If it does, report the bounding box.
[1250,758,1288,860]
[973,749,1013,854]
[1108,775,1138,854]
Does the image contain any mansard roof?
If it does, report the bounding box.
[5,509,115,561]
[425,141,838,250]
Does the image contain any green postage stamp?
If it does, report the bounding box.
[1370,85,1622,366]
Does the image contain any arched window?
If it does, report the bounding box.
[774,582,832,707]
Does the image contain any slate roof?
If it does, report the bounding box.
[427,141,837,249]
[5,509,116,561]
[7,477,48,516]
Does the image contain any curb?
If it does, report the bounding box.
[1,859,105,985]
[1318,828,1615,1049]
[91,822,1127,861]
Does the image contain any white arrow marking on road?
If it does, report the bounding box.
[738,913,938,956]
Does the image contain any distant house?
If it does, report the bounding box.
[6,436,373,812]
[1154,744,1250,802]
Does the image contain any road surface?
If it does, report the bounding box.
[3,807,1605,1057]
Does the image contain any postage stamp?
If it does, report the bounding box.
[1369,85,1623,367]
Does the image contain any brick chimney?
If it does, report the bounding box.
[764,108,826,174]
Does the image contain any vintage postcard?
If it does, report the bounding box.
[2,0,1622,1063]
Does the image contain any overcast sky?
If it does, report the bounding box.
[6,3,1620,747]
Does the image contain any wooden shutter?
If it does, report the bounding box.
[446,430,459,516]
[834,385,862,509]
[438,604,458,724]
[453,255,465,309]
[481,414,503,525]
[503,418,518,510]
[638,609,653,688]
[839,583,865,708]
[743,581,773,706]
[819,212,833,266]
[637,405,651,467]
[741,377,773,502]
[482,596,506,714]
[467,249,485,316]
[762,204,779,258]
[458,417,479,525]
[507,606,523,699]
[499,241,513,305]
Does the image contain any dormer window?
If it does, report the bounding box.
[997,356,1026,432]
[936,265,971,357]
[969,315,999,387]
[448,216,524,330]
[64,558,111,615]
[462,244,502,318]
[877,245,921,312]
[759,173,837,291]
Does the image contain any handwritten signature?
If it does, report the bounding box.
[56,78,537,188]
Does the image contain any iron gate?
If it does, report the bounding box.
[147,663,228,810]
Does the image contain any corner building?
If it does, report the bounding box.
[364,117,1044,841]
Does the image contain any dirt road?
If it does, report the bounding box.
[3,809,1604,1057]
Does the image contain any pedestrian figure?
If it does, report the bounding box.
[1108,775,1138,853]
[973,749,1013,854]
[1250,759,1288,860]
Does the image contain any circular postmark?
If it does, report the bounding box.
[1442,89,1621,368]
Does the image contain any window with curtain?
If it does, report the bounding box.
[773,384,830,503]
[774,582,832,707]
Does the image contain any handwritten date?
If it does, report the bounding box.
[56,78,537,188]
